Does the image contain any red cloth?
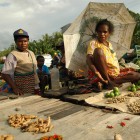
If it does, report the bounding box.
[114,68,135,80]
[88,70,100,84]
[88,68,135,84]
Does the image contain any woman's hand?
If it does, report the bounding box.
[13,87,23,96]
[107,81,119,89]
[1,74,24,96]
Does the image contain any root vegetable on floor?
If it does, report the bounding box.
[114,134,123,140]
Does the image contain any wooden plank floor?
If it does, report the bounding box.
[0,94,140,140]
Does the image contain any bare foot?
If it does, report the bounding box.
[97,82,103,91]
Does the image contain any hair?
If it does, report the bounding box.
[95,19,114,34]
[36,55,44,61]
[14,35,29,42]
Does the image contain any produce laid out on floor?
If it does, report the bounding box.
[127,99,140,113]
[105,87,121,98]
[114,133,123,140]
[105,81,140,113]
[8,114,53,133]
[85,81,140,114]
[127,83,140,92]
[106,96,129,104]
[105,87,129,104]
[40,134,63,140]
[0,134,14,140]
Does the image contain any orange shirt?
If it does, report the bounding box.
[87,39,120,78]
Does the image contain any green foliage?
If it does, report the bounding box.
[28,32,63,56]
[0,31,63,62]
[0,43,15,59]
[129,10,140,46]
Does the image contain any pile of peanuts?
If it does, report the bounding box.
[0,135,14,140]
[106,96,128,104]
[8,114,53,133]
[127,92,140,97]
[127,100,140,113]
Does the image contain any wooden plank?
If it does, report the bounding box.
[0,96,8,101]
[5,98,61,114]
[50,109,104,140]
[0,94,140,140]
[51,105,85,120]
[44,87,68,98]
[38,102,75,115]
[121,118,140,140]
[0,95,41,109]
[23,99,65,114]
[51,109,140,140]
[17,97,47,106]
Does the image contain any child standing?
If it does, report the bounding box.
[37,55,51,95]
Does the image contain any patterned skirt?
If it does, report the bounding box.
[14,72,35,94]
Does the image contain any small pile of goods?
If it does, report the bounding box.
[102,82,140,113]
[127,81,140,97]
[0,134,14,140]
[8,114,37,128]
[106,96,128,104]
[40,134,63,140]
[8,114,53,133]
[104,87,120,98]
[104,87,129,104]
[127,99,140,114]
[127,91,140,97]
[127,81,140,92]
